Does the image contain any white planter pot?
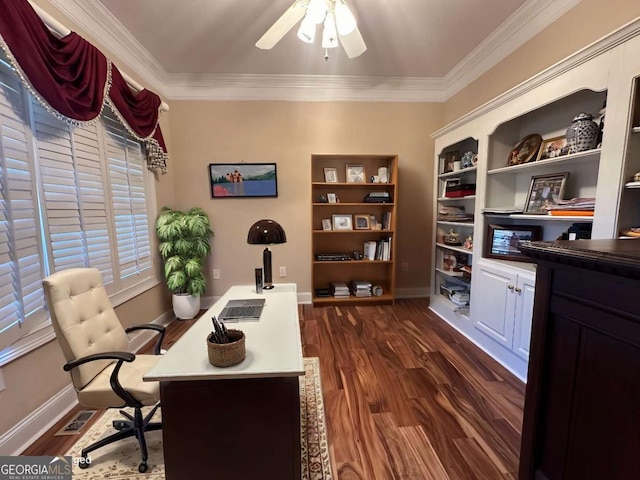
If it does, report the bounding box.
[172,293,201,320]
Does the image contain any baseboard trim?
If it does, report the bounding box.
[0,385,77,456]
[396,287,430,299]
[1,310,174,456]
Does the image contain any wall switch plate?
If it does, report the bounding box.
[213,269,221,279]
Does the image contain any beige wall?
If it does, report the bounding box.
[167,101,442,297]
[445,0,640,123]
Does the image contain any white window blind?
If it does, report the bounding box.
[103,113,152,281]
[0,53,157,356]
[0,59,45,350]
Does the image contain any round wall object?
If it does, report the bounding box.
[372,285,384,296]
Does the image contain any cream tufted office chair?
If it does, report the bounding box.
[43,268,165,473]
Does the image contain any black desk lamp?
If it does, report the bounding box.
[247,219,287,289]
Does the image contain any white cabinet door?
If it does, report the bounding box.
[512,271,536,361]
[473,261,516,347]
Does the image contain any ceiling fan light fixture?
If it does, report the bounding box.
[322,12,339,49]
[306,0,327,24]
[297,16,316,43]
[334,0,357,36]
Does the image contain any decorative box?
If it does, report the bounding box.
[445,183,476,198]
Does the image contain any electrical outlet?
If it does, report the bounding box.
[279,266,286,277]
[213,269,221,280]
[401,262,409,272]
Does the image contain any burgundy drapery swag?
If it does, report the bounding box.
[0,0,168,173]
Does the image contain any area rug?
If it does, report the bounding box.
[66,357,332,480]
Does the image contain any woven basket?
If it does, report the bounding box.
[207,329,245,367]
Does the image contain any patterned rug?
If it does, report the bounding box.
[66,357,332,480]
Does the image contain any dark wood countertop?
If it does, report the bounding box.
[519,238,640,278]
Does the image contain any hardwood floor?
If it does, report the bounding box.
[22,299,525,480]
[301,299,525,480]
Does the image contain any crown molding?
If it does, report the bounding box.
[45,0,581,102]
[165,74,447,102]
[432,16,640,138]
[442,0,582,98]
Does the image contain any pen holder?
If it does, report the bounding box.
[207,329,245,367]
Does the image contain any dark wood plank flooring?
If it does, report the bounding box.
[301,299,525,480]
[22,299,525,480]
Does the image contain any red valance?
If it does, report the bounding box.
[0,0,168,173]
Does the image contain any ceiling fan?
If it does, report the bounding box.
[256,0,367,60]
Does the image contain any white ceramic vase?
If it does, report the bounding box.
[172,293,201,320]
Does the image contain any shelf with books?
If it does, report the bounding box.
[311,153,398,305]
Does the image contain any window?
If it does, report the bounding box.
[0,55,158,360]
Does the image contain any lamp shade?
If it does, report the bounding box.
[247,219,287,245]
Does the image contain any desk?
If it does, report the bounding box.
[144,284,304,480]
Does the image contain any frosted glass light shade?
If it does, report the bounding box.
[322,13,338,49]
[306,0,327,24]
[335,0,356,35]
[297,16,316,43]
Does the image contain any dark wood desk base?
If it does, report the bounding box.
[161,376,301,480]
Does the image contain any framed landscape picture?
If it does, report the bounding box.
[209,163,278,198]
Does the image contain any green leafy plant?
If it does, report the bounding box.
[155,207,213,296]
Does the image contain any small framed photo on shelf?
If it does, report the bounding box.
[354,214,370,230]
[332,214,353,230]
[327,193,338,203]
[524,172,569,214]
[321,218,332,231]
[346,165,365,183]
[537,135,569,161]
[323,167,338,183]
[508,134,543,166]
[441,151,459,173]
[484,224,542,262]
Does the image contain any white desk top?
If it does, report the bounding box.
[144,284,304,382]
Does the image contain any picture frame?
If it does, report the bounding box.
[332,214,353,231]
[537,135,569,161]
[441,178,461,198]
[346,165,365,183]
[323,167,338,183]
[484,224,542,262]
[354,214,370,230]
[441,151,460,174]
[524,172,569,214]
[508,134,543,166]
[321,218,332,231]
[209,163,277,198]
[327,193,338,203]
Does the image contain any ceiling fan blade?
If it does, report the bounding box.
[256,2,307,50]
[338,25,367,58]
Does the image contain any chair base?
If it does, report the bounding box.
[79,404,161,473]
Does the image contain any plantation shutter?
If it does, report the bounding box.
[34,102,116,284]
[74,122,114,284]
[104,112,151,280]
[0,59,45,350]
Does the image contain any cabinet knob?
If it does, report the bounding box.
[508,284,515,290]
[515,287,522,293]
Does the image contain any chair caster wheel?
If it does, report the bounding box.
[113,420,128,430]
[78,457,90,469]
[138,462,148,473]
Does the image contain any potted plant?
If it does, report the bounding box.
[155,207,213,319]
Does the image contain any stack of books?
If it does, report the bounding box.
[438,205,474,222]
[350,280,372,297]
[330,282,350,298]
[545,198,595,216]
